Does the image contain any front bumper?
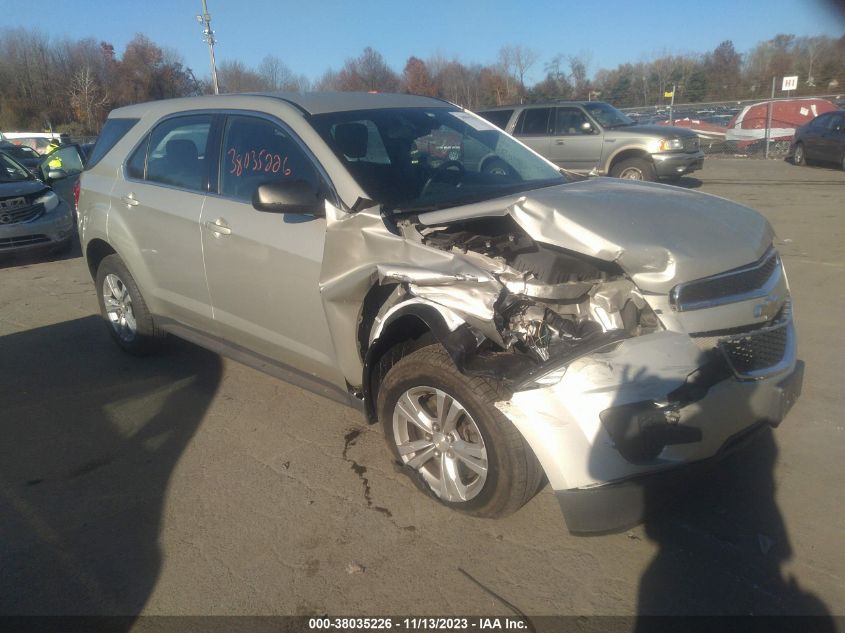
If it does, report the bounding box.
[495,327,802,532]
[652,150,705,177]
[0,201,74,255]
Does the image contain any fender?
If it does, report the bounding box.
[362,299,478,421]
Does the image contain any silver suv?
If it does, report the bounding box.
[79,93,800,532]
[477,101,705,181]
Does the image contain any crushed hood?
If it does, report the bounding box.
[417,178,774,294]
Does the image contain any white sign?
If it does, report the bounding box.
[782,76,798,91]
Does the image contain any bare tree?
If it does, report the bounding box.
[68,66,110,133]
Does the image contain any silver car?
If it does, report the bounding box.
[78,93,801,532]
[0,149,79,255]
[477,101,705,181]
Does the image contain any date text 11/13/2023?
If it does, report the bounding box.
[307,617,530,630]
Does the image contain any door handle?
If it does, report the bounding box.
[205,219,232,236]
[121,193,140,207]
[555,139,566,145]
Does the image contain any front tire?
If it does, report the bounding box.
[95,254,165,355]
[793,142,806,166]
[610,157,656,181]
[377,345,544,518]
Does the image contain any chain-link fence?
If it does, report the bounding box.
[620,94,844,158]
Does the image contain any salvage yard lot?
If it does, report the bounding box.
[1,158,843,618]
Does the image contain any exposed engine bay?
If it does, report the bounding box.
[375,215,664,385]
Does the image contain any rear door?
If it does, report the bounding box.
[546,107,603,170]
[802,114,831,161]
[200,113,340,383]
[512,107,553,159]
[109,113,214,331]
[819,114,845,163]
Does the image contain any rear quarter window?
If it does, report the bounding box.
[86,118,140,169]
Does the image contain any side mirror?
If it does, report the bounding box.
[46,168,68,181]
[252,180,325,216]
[580,121,593,132]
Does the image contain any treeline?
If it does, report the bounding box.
[0,30,205,134]
[2,26,843,136]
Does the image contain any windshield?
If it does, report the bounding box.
[0,152,33,182]
[0,144,39,161]
[583,102,635,129]
[310,108,566,213]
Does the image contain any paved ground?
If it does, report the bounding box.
[1,158,844,621]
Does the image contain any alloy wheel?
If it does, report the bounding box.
[619,166,644,180]
[392,386,488,502]
[102,273,137,342]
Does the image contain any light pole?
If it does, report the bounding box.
[197,0,219,94]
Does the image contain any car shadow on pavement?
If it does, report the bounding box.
[579,365,834,626]
[668,176,703,189]
[0,315,222,619]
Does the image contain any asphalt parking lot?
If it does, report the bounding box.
[1,158,843,620]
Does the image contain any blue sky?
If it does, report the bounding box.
[2,0,843,83]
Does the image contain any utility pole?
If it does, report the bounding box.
[765,76,775,159]
[197,0,219,94]
[668,84,676,125]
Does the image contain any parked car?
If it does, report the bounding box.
[0,131,70,153]
[78,93,801,532]
[0,150,76,255]
[790,110,845,170]
[476,101,704,181]
[0,141,42,173]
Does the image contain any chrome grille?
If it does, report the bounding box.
[671,248,780,311]
[0,234,50,249]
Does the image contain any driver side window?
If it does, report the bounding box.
[220,115,321,203]
[555,108,592,135]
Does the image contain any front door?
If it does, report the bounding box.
[547,107,604,170]
[39,145,85,207]
[200,114,340,383]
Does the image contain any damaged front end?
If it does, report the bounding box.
[370,214,664,394]
[320,178,800,533]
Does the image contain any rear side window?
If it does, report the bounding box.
[808,114,831,129]
[515,108,552,136]
[477,110,514,130]
[219,115,322,202]
[125,135,149,180]
[146,115,212,192]
[86,118,139,169]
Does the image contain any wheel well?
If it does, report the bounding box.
[363,314,434,421]
[85,239,117,280]
[608,148,651,172]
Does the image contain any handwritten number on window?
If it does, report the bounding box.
[228,147,292,177]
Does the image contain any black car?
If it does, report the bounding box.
[0,141,41,174]
[791,111,845,170]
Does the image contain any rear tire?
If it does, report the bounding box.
[793,143,806,166]
[610,157,656,181]
[377,344,544,518]
[95,254,165,355]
